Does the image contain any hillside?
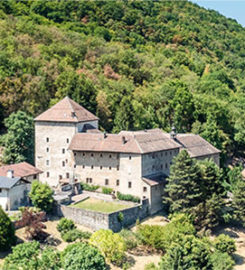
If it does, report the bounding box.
[0,0,244,161]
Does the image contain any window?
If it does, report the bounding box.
[161,152,163,157]
[105,179,109,185]
[66,173,69,178]
[62,161,65,167]
[152,165,155,170]
[143,187,147,192]
[83,165,85,169]
[62,149,65,154]
[86,178,89,183]
[170,151,172,155]
[100,166,103,170]
[83,153,85,156]
[165,152,167,156]
[47,172,49,178]
[152,154,155,159]
[116,179,120,186]
[165,163,168,169]
[109,166,111,170]
[117,154,119,159]
[91,153,94,157]
[128,182,132,188]
[129,156,131,160]
[74,152,77,156]
[59,175,62,180]
[109,154,112,158]
[91,165,94,169]
[33,175,37,180]
[74,164,76,168]
[0,188,2,193]
[117,165,119,171]
[46,147,49,153]
[100,153,103,157]
[66,138,69,143]
[65,159,68,163]
[46,137,49,143]
[86,178,92,183]
[161,164,163,169]
[46,160,49,166]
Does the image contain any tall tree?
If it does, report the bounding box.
[0,111,34,164]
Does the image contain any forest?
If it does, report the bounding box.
[0,0,244,164]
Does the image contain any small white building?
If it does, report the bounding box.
[0,172,31,211]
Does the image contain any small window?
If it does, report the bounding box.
[66,138,69,143]
[100,153,103,157]
[46,147,49,153]
[170,151,172,155]
[152,165,155,170]
[62,161,65,167]
[33,175,37,180]
[152,154,155,159]
[165,152,167,156]
[59,175,62,180]
[62,149,65,154]
[66,173,69,178]
[156,153,158,158]
[74,152,77,156]
[128,182,132,188]
[90,178,93,183]
[47,172,50,178]
[117,154,119,159]
[165,163,168,169]
[91,165,94,169]
[100,166,103,170]
[129,156,131,160]
[74,164,76,168]
[46,137,49,143]
[86,178,89,183]
[161,152,163,157]
[143,187,147,192]
[109,166,111,170]
[65,159,68,163]
[161,164,163,169]
[105,179,109,185]
[83,165,85,169]
[0,188,2,193]
[46,160,49,166]
[109,154,112,158]
[116,179,120,186]
[91,153,94,157]
[117,165,119,171]
[83,153,85,156]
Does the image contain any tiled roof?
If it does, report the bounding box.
[0,176,21,189]
[35,97,98,123]
[0,162,42,178]
[174,134,221,158]
[69,129,180,154]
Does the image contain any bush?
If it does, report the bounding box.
[102,187,113,194]
[214,234,236,255]
[144,262,158,270]
[29,181,54,213]
[117,192,140,203]
[90,229,126,266]
[81,182,100,191]
[57,218,76,233]
[119,229,138,250]
[61,229,92,243]
[0,206,16,251]
[62,242,106,270]
[117,212,124,222]
[210,251,234,270]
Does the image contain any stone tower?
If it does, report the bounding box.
[34,97,99,187]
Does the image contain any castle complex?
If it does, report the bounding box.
[35,97,220,214]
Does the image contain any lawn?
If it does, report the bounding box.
[71,197,130,213]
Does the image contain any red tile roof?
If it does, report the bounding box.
[0,162,42,178]
[35,97,98,123]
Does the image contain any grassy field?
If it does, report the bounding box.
[72,197,130,213]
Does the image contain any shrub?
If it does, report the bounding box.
[57,218,76,233]
[144,262,158,270]
[61,229,92,243]
[117,212,124,222]
[102,187,113,194]
[62,242,106,270]
[29,181,54,213]
[0,206,16,251]
[117,192,140,203]
[119,229,138,250]
[90,229,126,266]
[214,234,236,255]
[81,182,100,191]
[210,251,234,270]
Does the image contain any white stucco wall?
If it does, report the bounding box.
[0,189,8,210]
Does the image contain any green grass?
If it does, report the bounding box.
[71,198,130,213]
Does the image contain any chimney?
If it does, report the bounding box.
[7,170,14,178]
[122,136,127,144]
[170,126,177,140]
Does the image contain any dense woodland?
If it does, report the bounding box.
[0,0,244,163]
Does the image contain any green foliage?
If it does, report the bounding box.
[102,187,113,194]
[57,217,75,233]
[119,229,138,250]
[80,182,100,192]
[210,251,234,270]
[226,165,243,192]
[62,242,106,270]
[117,192,140,203]
[61,229,91,243]
[232,179,245,225]
[90,229,126,266]
[213,234,236,255]
[29,181,54,213]
[0,111,34,164]
[0,206,16,251]
[3,241,61,270]
[144,262,158,270]
[117,212,124,223]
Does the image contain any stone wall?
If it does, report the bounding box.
[56,199,149,232]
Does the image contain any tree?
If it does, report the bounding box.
[62,242,106,270]
[214,234,236,255]
[0,111,34,164]
[0,206,16,251]
[232,180,245,225]
[29,181,54,213]
[89,229,126,265]
[165,150,202,213]
[210,251,234,270]
[57,217,75,233]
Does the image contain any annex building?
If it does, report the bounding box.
[35,97,220,214]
